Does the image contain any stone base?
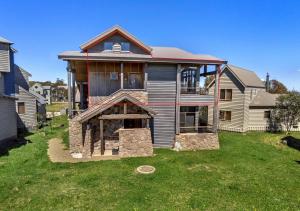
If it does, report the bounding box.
[174,133,219,151]
[119,128,153,157]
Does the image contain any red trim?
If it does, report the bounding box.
[82,30,152,54]
[153,57,227,64]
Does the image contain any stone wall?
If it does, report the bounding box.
[119,128,153,157]
[69,118,83,154]
[174,133,219,151]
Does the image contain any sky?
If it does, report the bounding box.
[1,0,300,90]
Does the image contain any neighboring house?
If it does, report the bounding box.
[58,25,227,158]
[0,36,17,142]
[207,64,300,132]
[52,85,68,102]
[30,83,52,104]
[14,65,46,131]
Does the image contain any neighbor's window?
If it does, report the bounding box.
[104,42,113,50]
[220,89,232,101]
[121,42,130,51]
[264,111,271,119]
[220,110,231,121]
[17,102,25,114]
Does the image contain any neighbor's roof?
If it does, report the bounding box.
[0,36,13,44]
[80,25,152,53]
[29,89,46,104]
[227,65,265,88]
[14,64,32,77]
[249,90,280,107]
[42,86,51,89]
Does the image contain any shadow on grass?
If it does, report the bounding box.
[281,136,300,151]
[0,133,33,157]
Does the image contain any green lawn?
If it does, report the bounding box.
[0,116,299,210]
[46,102,68,112]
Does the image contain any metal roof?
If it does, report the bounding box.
[0,36,13,44]
[250,91,280,107]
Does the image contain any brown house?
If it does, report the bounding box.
[58,25,227,158]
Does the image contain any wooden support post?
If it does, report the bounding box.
[146,118,150,128]
[195,66,200,93]
[120,62,124,89]
[213,65,221,133]
[71,70,76,113]
[100,119,104,155]
[67,63,72,117]
[175,64,181,134]
[144,63,148,90]
[79,82,83,109]
[124,102,127,114]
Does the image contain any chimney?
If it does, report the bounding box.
[265,72,270,92]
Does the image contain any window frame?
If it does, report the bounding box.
[264,111,271,119]
[121,42,130,52]
[220,110,231,121]
[104,42,113,51]
[17,102,25,114]
[220,89,232,101]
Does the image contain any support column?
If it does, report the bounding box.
[175,64,181,134]
[213,65,221,133]
[195,66,200,93]
[71,70,76,112]
[79,82,83,109]
[144,63,148,90]
[67,63,72,118]
[120,62,124,89]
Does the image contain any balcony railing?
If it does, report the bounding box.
[181,86,208,95]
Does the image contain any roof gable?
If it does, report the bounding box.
[80,25,152,54]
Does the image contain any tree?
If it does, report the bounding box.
[204,75,215,88]
[269,79,288,94]
[272,91,300,134]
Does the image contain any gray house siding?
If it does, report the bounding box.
[0,97,17,142]
[208,69,246,132]
[88,34,148,55]
[15,87,38,130]
[146,64,177,147]
[0,43,10,73]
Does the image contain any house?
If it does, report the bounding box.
[14,65,46,131]
[30,83,52,104]
[0,36,17,142]
[207,64,300,132]
[58,25,227,158]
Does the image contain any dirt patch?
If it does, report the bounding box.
[48,138,119,163]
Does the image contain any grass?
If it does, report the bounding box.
[46,102,68,112]
[0,116,299,210]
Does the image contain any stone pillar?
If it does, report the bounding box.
[213,65,221,133]
[82,126,92,158]
[176,64,181,135]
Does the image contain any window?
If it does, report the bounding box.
[220,89,232,101]
[121,42,130,51]
[264,111,271,119]
[104,42,113,50]
[17,102,25,114]
[220,110,231,121]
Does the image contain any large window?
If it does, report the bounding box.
[181,69,197,94]
[220,89,232,101]
[180,106,210,133]
[104,42,113,50]
[17,102,25,114]
[220,110,231,121]
[121,42,130,51]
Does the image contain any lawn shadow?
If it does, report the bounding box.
[281,136,300,151]
[0,134,32,157]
